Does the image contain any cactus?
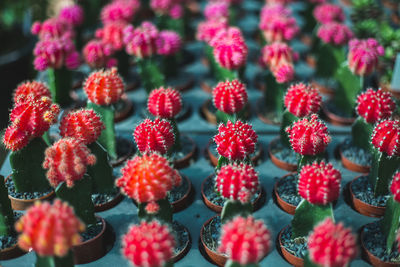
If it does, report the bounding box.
[84,68,125,159]
[100,0,139,25]
[31,18,74,40]
[214,120,257,168]
[212,79,248,124]
[219,216,271,267]
[134,118,175,156]
[122,220,175,267]
[58,4,84,27]
[13,81,51,103]
[151,0,185,36]
[369,119,400,196]
[15,200,85,267]
[286,114,331,170]
[156,31,182,77]
[305,218,357,267]
[292,162,340,238]
[123,22,165,94]
[204,2,229,22]
[216,163,259,223]
[83,39,117,69]
[3,96,60,193]
[43,138,97,226]
[116,153,181,223]
[60,109,115,194]
[95,22,126,51]
[0,175,14,236]
[313,4,344,24]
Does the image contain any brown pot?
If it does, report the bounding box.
[201,175,265,213]
[200,81,213,94]
[0,242,27,260]
[174,76,195,93]
[72,217,112,264]
[306,55,316,69]
[274,173,298,215]
[114,95,134,123]
[381,82,400,99]
[348,176,385,218]
[200,216,227,267]
[339,146,370,173]
[171,222,191,263]
[6,175,55,211]
[171,176,194,213]
[173,135,197,170]
[360,223,400,267]
[311,80,335,97]
[256,99,281,125]
[110,136,134,167]
[125,80,140,92]
[94,192,124,212]
[268,137,297,172]
[206,139,263,167]
[278,225,304,267]
[321,101,355,126]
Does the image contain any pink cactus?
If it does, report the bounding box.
[210,27,248,70]
[313,4,345,24]
[133,118,175,155]
[150,0,174,15]
[147,87,182,119]
[219,216,271,265]
[391,172,400,202]
[169,3,183,19]
[60,109,105,145]
[100,0,140,24]
[95,22,127,51]
[214,120,258,161]
[204,2,229,21]
[356,88,395,124]
[122,220,175,267]
[348,38,385,76]
[371,119,400,157]
[116,153,181,204]
[298,161,341,205]
[284,83,321,117]
[286,114,331,155]
[58,4,84,27]
[13,81,51,103]
[216,163,259,201]
[196,20,228,44]
[308,218,357,267]
[123,22,159,58]
[31,18,74,40]
[83,68,125,106]
[317,22,354,46]
[261,42,294,71]
[259,4,299,43]
[213,79,248,115]
[43,137,96,188]
[274,63,294,83]
[83,39,117,69]
[156,30,182,56]
[15,200,85,257]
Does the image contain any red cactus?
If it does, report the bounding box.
[212,79,248,115]
[116,153,181,203]
[371,119,400,157]
[298,162,341,205]
[390,172,400,202]
[284,83,321,117]
[3,96,60,151]
[15,199,85,257]
[214,120,258,161]
[147,87,182,119]
[122,220,175,267]
[60,109,105,145]
[95,22,127,51]
[196,19,228,44]
[83,39,117,69]
[216,163,259,201]
[210,27,248,70]
[133,118,175,155]
[313,4,345,24]
[219,216,271,265]
[356,88,395,124]
[286,114,331,155]
[348,38,384,76]
[43,137,96,188]
[308,218,357,267]
[123,22,159,58]
[13,81,51,103]
[83,67,125,106]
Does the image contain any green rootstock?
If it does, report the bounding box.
[225,259,259,267]
[156,14,184,37]
[351,117,373,151]
[315,43,345,79]
[304,254,320,267]
[0,175,14,236]
[10,137,51,193]
[280,110,298,149]
[381,196,400,254]
[35,251,74,267]
[264,72,285,118]
[168,119,181,153]
[297,154,324,173]
[87,142,115,194]
[221,200,252,224]
[216,108,248,125]
[136,57,165,94]
[87,102,117,160]
[47,67,73,108]
[138,198,173,224]
[291,199,334,238]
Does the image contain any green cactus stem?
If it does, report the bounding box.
[216,156,230,170]
[315,44,345,79]
[221,200,252,224]
[35,251,74,267]
[291,199,334,238]
[10,137,51,193]
[264,72,286,119]
[297,154,323,173]
[205,45,218,75]
[136,57,165,94]
[81,0,104,30]
[304,254,320,267]
[156,15,184,37]
[47,67,73,108]
[138,198,173,224]
[225,259,258,267]
[369,150,400,197]
[87,101,117,159]
[87,141,115,194]
[381,196,400,254]
[162,54,180,78]
[55,175,96,227]
[279,110,298,148]
[0,175,15,236]
[300,3,317,34]
[214,64,241,83]
[115,50,130,79]
[168,118,181,153]
[351,117,373,151]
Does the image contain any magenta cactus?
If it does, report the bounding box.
[348,38,384,77]
[100,0,140,24]
[196,19,228,44]
[156,30,182,56]
[83,39,117,69]
[317,22,353,46]
[95,22,127,51]
[313,3,345,24]
[58,4,84,27]
[123,22,159,58]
